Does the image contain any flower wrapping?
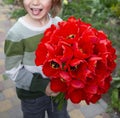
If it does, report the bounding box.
[35,16,117,105]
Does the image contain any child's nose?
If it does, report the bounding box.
[32,0,40,5]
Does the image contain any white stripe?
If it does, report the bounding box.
[24,65,47,78]
[5,64,23,81]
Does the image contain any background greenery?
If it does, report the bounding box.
[3,0,120,115]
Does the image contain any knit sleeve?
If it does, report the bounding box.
[4,29,33,91]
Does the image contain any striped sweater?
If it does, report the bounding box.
[4,15,62,99]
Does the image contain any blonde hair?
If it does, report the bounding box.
[18,0,62,17]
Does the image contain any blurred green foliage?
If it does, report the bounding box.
[111,2,120,17]
[99,0,118,7]
[110,77,120,112]
[4,0,14,4]
[11,8,26,19]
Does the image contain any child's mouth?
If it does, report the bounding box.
[31,8,43,15]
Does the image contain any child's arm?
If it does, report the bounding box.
[4,30,49,93]
[4,30,33,90]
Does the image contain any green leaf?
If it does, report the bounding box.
[111,89,119,108]
[52,93,66,111]
[112,77,120,81]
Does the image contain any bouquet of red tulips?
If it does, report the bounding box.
[35,16,116,106]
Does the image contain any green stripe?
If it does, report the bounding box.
[23,34,43,52]
[5,34,44,56]
[4,40,24,56]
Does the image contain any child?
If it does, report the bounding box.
[4,0,70,118]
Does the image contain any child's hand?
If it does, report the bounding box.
[45,83,59,97]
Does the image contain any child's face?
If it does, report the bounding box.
[23,0,52,20]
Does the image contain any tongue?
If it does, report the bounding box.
[32,9,40,15]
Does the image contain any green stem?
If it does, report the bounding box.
[52,93,66,110]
